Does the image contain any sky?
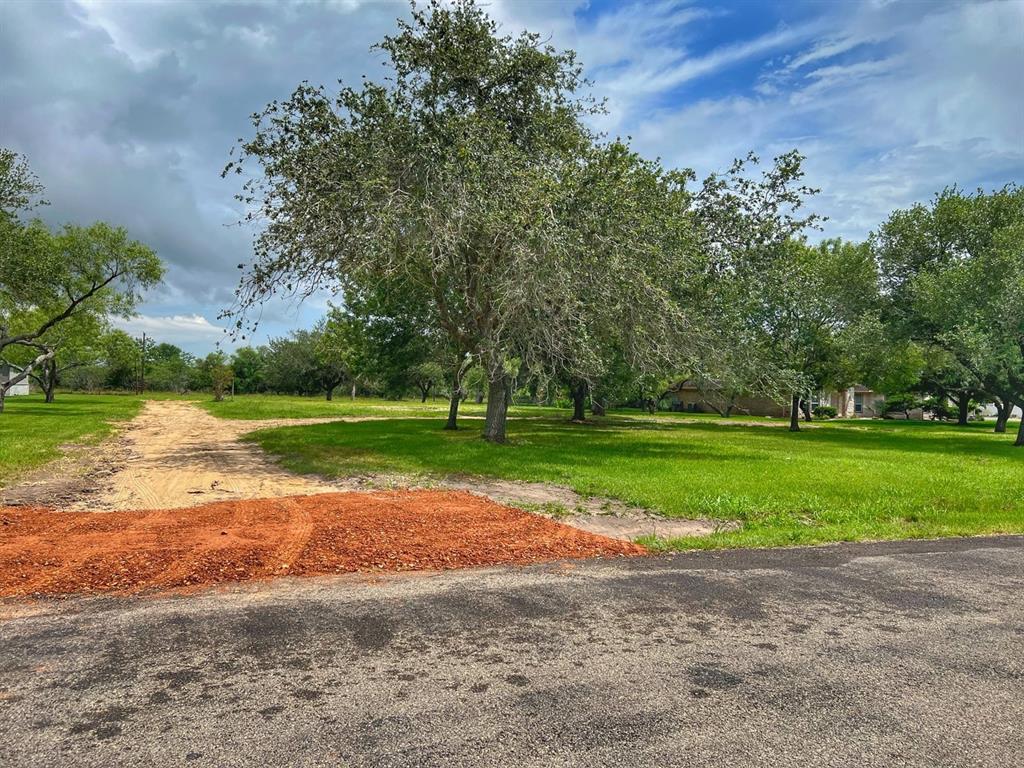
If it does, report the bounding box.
[2,0,1022,354]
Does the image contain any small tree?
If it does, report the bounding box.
[210,360,234,402]
[102,330,143,391]
[0,148,46,220]
[147,343,196,394]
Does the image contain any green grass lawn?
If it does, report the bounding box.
[242,409,1024,549]
[0,394,143,489]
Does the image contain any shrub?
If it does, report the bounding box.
[921,397,956,421]
[882,393,921,419]
[813,405,838,419]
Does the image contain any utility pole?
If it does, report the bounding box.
[138,332,147,394]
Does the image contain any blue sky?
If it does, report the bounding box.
[2,0,1021,354]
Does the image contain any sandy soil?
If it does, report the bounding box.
[0,491,644,598]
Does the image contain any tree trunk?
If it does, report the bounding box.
[445,370,462,430]
[326,386,334,401]
[994,400,1010,433]
[419,383,431,403]
[0,388,5,414]
[798,398,812,422]
[483,375,510,443]
[956,393,969,426]
[475,390,484,404]
[789,394,801,432]
[350,383,357,400]
[1016,411,1024,447]
[591,399,606,417]
[570,381,586,422]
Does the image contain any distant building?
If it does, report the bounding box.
[0,363,31,396]
[666,381,887,418]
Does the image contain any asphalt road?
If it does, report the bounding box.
[2,536,1022,768]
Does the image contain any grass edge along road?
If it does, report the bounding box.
[230,402,1023,550]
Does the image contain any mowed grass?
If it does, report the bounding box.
[0,394,143,489]
[243,410,1024,549]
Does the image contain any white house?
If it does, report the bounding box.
[980,403,1023,419]
[0,363,31,396]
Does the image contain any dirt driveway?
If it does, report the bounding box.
[72,400,348,510]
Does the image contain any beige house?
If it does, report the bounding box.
[667,381,887,418]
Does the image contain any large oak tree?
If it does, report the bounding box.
[225,1,692,442]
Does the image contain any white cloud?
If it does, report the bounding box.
[112,314,227,342]
[603,0,1024,240]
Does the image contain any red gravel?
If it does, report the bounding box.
[0,490,645,598]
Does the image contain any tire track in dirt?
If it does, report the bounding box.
[269,496,315,575]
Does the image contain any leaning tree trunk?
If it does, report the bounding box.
[445,370,462,430]
[570,381,587,422]
[591,398,606,417]
[789,394,801,432]
[1016,411,1024,447]
[994,400,1010,433]
[800,398,813,422]
[482,375,510,443]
